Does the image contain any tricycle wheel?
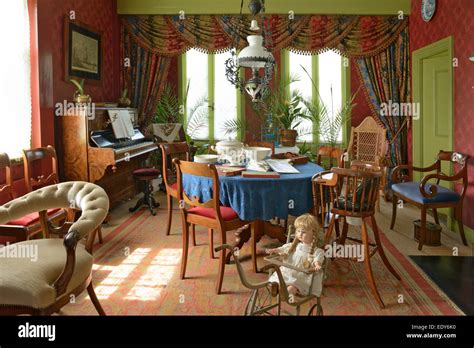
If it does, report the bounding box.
[244,285,278,316]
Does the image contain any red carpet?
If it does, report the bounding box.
[61,208,464,315]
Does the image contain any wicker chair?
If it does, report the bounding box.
[347,117,388,210]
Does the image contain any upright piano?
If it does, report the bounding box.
[57,107,158,208]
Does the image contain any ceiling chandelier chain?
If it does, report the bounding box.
[225,0,276,102]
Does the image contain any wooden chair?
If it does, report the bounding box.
[173,159,249,294]
[247,141,275,155]
[313,147,347,224]
[347,117,388,209]
[323,167,400,309]
[22,146,59,192]
[22,146,103,244]
[160,142,197,242]
[391,151,470,250]
[316,146,346,169]
[0,181,108,315]
[0,153,47,241]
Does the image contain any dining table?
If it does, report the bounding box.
[182,161,324,272]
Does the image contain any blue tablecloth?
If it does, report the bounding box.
[182,162,324,221]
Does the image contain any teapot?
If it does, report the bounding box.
[211,139,245,166]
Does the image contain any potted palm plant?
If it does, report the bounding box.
[300,66,357,149]
[153,81,208,143]
[221,75,309,147]
[273,92,308,146]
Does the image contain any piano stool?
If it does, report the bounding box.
[129,168,161,216]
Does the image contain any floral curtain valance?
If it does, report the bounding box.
[122,14,408,58]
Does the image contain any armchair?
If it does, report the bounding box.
[390,151,469,250]
[0,181,109,315]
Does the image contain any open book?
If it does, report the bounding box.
[108,110,135,139]
[265,159,300,174]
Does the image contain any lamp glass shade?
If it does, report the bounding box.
[237,35,273,69]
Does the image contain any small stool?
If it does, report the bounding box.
[129,168,161,216]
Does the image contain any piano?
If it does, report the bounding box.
[58,107,158,208]
[90,128,157,164]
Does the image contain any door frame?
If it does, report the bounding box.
[412,36,454,175]
[412,36,454,226]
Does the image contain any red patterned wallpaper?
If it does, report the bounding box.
[38,0,120,103]
[37,0,120,146]
[410,0,474,228]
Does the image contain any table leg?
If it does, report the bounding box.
[251,221,263,273]
[262,221,287,244]
[226,220,287,271]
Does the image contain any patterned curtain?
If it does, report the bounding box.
[121,27,171,129]
[123,15,408,57]
[356,27,411,189]
[121,13,410,160]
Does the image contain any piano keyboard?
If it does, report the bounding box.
[115,141,157,162]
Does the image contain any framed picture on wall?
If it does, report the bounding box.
[64,17,102,82]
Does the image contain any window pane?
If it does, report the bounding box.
[289,51,312,142]
[186,49,209,140]
[318,50,342,143]
[0,0,31,157]
[214,51,237,140]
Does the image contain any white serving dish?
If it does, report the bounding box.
[194,154,219,164]
[211,139,245,166]
[243,146,272,163]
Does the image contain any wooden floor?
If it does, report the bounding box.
[111,190,473,258]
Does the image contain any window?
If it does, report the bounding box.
[287,50,344,143]
[185,49,208,140]
[183,49,239,141]
[0,0,31,157]
[288,52,312,142]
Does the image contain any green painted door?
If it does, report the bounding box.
[413,37,454,225]
[421,53,452,176]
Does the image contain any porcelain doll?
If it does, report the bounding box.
[266,213,325,297]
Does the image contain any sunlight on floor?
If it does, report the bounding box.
[90,247,182,301]
[94,248,151,299]
[124,248,181,301]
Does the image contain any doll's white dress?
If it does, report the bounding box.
[268,242,325,297]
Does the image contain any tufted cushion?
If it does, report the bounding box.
[0,239,92,308]
[6,208,62,226]
[133,168,160,178]
[0,181,109,240]
[188,206,239,221]
[392,182,460,204]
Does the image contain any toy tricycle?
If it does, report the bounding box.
[216,243,324,316]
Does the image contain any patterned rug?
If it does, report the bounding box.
[61,208,464,316]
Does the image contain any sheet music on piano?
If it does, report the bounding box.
[108,110,135,139]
